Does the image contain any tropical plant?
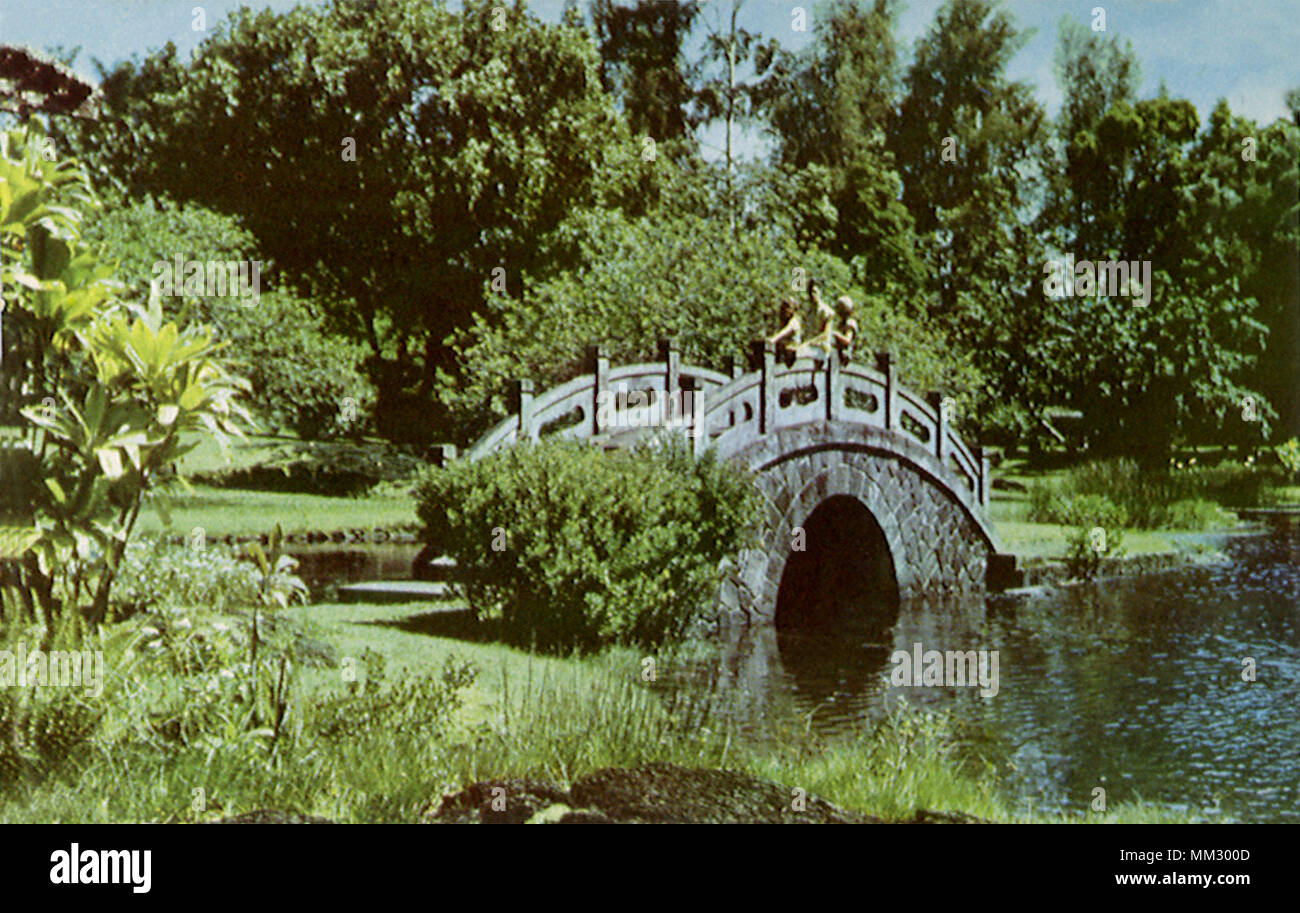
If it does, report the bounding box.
[0,122,252,635]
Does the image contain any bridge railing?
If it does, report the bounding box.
[464,340,732,461]
[697,342,987,507]
[463,338,988,508]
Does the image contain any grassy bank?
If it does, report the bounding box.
[0,599,1203,823]
[986,455,1265,562]
[134,484,416,540]
[8,449,1270,823]
[130,432,420,540]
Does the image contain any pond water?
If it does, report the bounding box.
[289,544,421,599]
[655,528,1300,823]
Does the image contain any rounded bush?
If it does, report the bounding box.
[415,438,757,650]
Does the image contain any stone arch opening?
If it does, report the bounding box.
[774,494,900,634]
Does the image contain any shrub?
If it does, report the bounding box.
[311,652,476,743]
[1027,487,1130,526]
[1165,498,1233,529]
[113,539,308,615]
[1181,461,1286,509]
[415,437,758,650]
[218,292,375,440]
[1064,525,1125,581]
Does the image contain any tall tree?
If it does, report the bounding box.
[1040,15,1141,255]
[1188,101,1300,443]
[1044,72,1273,463]
[692,0,779,231]
[591,0,701,151]
[758,0,923,292]
[52,0,630,443]
[887,0,1051,441]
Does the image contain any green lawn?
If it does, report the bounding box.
[129,432,419,538]
[135,485,417,538]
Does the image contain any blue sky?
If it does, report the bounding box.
[1,0,1294,161]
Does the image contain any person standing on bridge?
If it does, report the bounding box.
[768,298,802,367]
[800,281,858,355]
[797,279,835,362]
[832,294,859,363]
[798,282,859,365]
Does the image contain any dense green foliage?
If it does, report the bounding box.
[37,0,1297,459]
[1027,458,1280,530]
[886,0,1051,441]
[591,0,702,148]
[441,182,980,440]
[415,439,758,649]
[53,0,639,442]
[759,0,924,291]
[82,197,375,439]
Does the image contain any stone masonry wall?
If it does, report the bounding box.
[716,423,995,626]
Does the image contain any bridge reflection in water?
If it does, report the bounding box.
[676,589,989,740]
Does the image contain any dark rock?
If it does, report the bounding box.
[569,762,876,824]
[424,763,880,824]
[911,808,987,824]
[425,777,573,824]
[556,809,617,824]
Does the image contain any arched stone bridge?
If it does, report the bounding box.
[459,340,1004,627]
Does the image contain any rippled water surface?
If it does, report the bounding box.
[659,529,1300,822]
